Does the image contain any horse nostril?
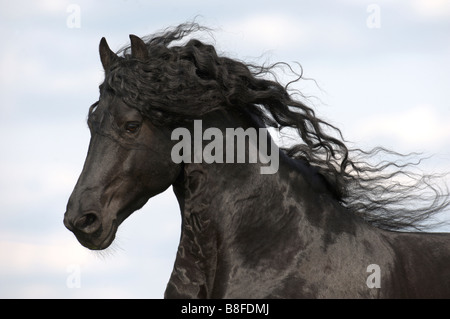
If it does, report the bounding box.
[74,212,101,234]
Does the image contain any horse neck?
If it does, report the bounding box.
[167,109,350,297]
[171,108,341,233]
[172,148,337,248]
[171,108,288,243]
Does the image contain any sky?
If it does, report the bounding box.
[0,0,449,298]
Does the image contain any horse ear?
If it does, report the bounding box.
[99,37,118,71]
[129,34,149,61]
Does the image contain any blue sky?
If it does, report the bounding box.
[1,0,449,298]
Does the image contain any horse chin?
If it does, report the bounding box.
[77,220,118,251]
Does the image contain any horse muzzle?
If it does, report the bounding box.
[64,210,117,250]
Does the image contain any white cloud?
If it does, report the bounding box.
[0,44,101,100]
[0,235,90,274]
[342,0,450,18]
[230,14,308,48]
[38,0,70,14]
[0,192,181,298]
[0,233,135,298]
[219,11,364,60]
[411,0,450,18]
[220,13,311,54]
[355,105,450,149]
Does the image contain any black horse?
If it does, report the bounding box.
[64,23,450,298]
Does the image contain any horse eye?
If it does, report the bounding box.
[125,122,140,133]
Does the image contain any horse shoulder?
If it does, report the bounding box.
[380,231,450,298]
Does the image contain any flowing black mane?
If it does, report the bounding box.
[98,22,449,231]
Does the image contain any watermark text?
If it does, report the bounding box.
[171,120,279,174]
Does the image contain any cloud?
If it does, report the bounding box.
[0,234,88,273]
[0,188,181,298]
[342,0,450,18]
[224,14,309,50]
[0,37,102,99]
[0,233,135,298]
[0,0,68,20]
[411,0,450,19]
[220,12,362,56]
[354,105,450,150]
[37,0,71,14]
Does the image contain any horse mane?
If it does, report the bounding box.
[101,22,450,231]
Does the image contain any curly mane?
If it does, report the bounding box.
[99,22,449,231]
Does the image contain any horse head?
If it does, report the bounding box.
[63,35,181,250]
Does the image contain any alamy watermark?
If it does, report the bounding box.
[66,264,81,288]
[66,4,81,29]
[366,4,381,29]
[366,264,381,288]
[171,120,280,175]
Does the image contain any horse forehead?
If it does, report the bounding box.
[93,96,136,121]
[88,100,109,124]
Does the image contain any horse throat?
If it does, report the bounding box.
[165,163,217,298]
